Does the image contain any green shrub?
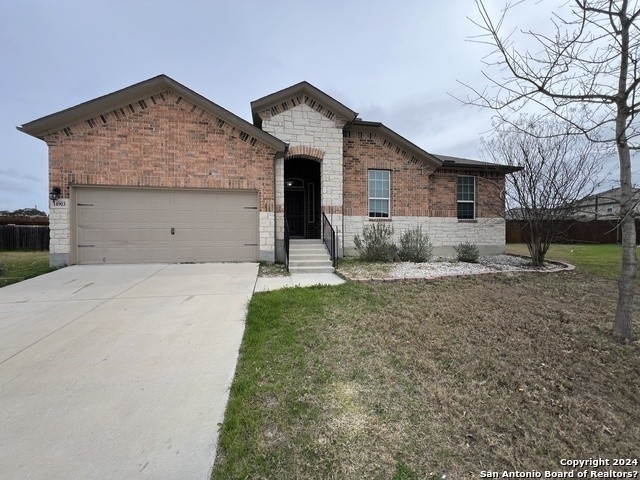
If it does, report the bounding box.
[454,242,480,263]
[0,263,5,276]
[398,225,433,262]
[354,223,397,262]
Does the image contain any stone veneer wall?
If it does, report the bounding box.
[44,90,280,265]
[48,200,71,267]
[258,102,348,260]
[343,216,506,257]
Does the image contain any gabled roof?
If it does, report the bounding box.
[346,119,442,168]
[18,74,287,154]
[250,81,358,127]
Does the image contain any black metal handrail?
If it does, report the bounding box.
[284,217,290,270]
[322,212,337,268]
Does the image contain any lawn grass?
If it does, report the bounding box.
[0,250,54,287]
[213,273,640,479]
[506,243,624,278]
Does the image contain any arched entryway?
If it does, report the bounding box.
[284,157,321,238]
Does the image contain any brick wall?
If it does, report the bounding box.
[342,128,507,255]
[44,90,280,264]
[343,128,437,217]
[429,169,504,218]
[344,131,505,218]
[46,91,278,208]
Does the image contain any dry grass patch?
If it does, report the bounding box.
[337,257,394,279]
[258,262,289,277]
[213,272,640,479]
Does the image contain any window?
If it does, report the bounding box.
[457,176,475,219]
[369,170,390,218]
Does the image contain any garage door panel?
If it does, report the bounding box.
[125,247,153,263]
[152,247,179,261]
[102,210,127,223]
[75,188,258,264]
[237,245,259,261]
[77,227,103,244]
[103,228,129,243]
[237,227,258,242]
[171,212,197,226]
[174,230,196,242]
[234,209,259,222]
[194,229,222,241]
[206,228,236,242]
[141,210,170,225]
[158,246,194,262]
[76,247,104,263]
[77,207,102,223]
[147,228,171,243]
[127,209,155,224]
[124,229,150,243]
[194,212,216,225]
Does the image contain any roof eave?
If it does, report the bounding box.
[346,120,443,168]
[18,75,174,139]
[18,75,287,154]
[438,161,523,174]
[250,81,358,126]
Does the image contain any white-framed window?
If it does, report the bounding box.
[457,175,475,219]
[368,169,390,218]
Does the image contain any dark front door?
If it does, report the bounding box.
[285,190,305,237]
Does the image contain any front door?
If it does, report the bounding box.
[285,189,305,237]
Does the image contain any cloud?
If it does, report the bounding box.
[0,168,41,184]
[0,167,47,211]
[356,95,494,159]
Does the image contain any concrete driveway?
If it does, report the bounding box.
[0,263,257,480]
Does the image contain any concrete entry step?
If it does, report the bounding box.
[288,239,334,273]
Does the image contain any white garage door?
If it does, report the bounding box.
[75,188,259,264]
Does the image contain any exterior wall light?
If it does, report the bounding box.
[49,187,61,201]
[285,178,303,188]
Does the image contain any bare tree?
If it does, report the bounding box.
[463,0,639,342]
[482,116,605,265]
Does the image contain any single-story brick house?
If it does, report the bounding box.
[19,75,518,267]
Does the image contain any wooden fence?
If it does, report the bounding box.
[506,219,640,244]
[0,225,49,250]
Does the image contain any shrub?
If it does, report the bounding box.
[454,242,480,263]
[354,223,397,262]
[398,225,433,262]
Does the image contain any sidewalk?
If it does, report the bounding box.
[254,272,345,292]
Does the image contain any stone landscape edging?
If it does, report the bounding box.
[336,255,575,283]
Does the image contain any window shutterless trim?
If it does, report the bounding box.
[457,175,475,220]
[368,169,391,218]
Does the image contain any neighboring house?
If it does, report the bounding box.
[18,75,518,267]
[572,187,640,220]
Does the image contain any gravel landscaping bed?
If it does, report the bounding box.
[339,254,571,281]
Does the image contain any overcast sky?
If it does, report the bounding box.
[0,0,627,212]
